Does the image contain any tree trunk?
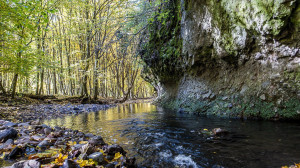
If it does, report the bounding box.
[11,73,18,98]
[39,68,44,95]
[0,74,6,95]
[52,46,58,94]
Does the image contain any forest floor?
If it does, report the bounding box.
[0,94,153,123]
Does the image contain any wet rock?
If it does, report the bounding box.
[4,121,17,127]
[44,127,52,135]
[52,130,64,137]
[80,143,95,155]
[85,133,94,138]
[107,144,126,155]
[25,146,37,155]
[18,123,30,127]
[37,140,52,150]
[0,120,5,124]
[105,163,116,168]
[7,146,23,159]
[54,126,62,131]
[36,157,55,165]
[41,124,50,128]
[73,107,80,110]
[78,153,88,160]
[31,119,41,125]
[70,150,81,158]
[31,135,45,141]
[76,132,85,137]
[88,152,104,163]
[178,108,185,113]
[0,139,14,149]
[0,128,18,142]
[71,144,84,151]
[63,159,80,168]
[88,136,105,146]
[125,157,136,168]
[212,128,228,136]
[54,139,65,146]
[11,160,41,168]
[105,154,114,161]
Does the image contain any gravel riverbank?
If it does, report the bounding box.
[0,119,136,168]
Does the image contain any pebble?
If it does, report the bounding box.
[0,118,135,167]
[88,152,104,163]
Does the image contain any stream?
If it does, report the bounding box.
[44,103,300,168]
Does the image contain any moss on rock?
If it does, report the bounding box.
[159,96,300,120]
[140,0,184,83]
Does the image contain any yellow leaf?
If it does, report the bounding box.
[52,153,68,165]
[79,141,88,144]
[76,159,95,167]
[114,152,122,160]
[203,129,208,131]
[68,141,77,146]
[62,155,68,160]
[0,152,6,159]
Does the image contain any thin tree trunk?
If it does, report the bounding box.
[52,46,58,94]
[39,68,44,95]
[11,73,18,98]
[0,74,6,95]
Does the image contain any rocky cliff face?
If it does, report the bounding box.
[141,0,300,119]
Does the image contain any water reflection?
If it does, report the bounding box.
[44,103,300,168]
[44,103,157,145]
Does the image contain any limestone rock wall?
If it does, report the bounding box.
[145,0,300,119]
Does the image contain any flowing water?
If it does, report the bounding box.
[44,103,300,168]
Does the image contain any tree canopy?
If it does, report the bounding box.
[0,0,158,100]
